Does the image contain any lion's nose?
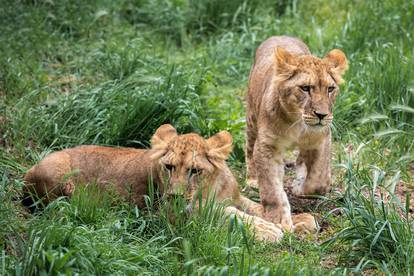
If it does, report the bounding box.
[167,189,184,197]
[166,183,186,197]
[314,111,328,120]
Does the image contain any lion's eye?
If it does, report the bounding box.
[165,164,175,172]
[300,85,311,92]
[328,86,335,93]
[189,168,202,176]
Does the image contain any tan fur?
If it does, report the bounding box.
[149,125,284,241]
[246,36,348,230]
[23,146,158,208]
[24,125,285,241]
[292,213,318,235]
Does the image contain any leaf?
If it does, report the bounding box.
[359,114,389,124]
[387,171,400,194]
[371,221,388,248]
[94,10,109,20]
[373,129,405,138]
[390,104,414,113]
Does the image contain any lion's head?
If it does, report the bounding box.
[150,124,232,199]
[273,47,348,128]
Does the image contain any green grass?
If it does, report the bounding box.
[1,0,413,274]
[324,158,414,273]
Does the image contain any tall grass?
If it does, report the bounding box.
[120,0,283,45]
[332,0,414,168]
[2,181,323,274]
[324,158,414,273]
[6,64,211,156]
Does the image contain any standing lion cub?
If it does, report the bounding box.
[246,36,348,230]
[25,124,315,242]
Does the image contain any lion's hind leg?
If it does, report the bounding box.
[23,151,76,208]
[245,118,258,189]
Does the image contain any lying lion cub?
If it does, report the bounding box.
[24,124,315,241]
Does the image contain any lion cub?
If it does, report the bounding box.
[25,124,309,242]
[246,36,348,230]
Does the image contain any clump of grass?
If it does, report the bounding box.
[7,181,308,275]
[331,0,414,170]
[0,174,24,263]
[324,158,414,273]
[9,189,177,274]
[61,184,116,225]
[334,43,414,171]
[7,64,210,154]
[91,38,153,81]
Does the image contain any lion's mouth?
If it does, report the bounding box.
[303,117,332,127]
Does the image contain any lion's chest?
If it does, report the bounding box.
[280,124,328,150]
[297,130,328,150]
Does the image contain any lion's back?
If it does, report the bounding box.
[23,145,153,207]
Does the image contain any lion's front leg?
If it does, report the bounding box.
[253,142,292,231]
[224,206,283,242]
[238,195,264,217]
[291,137,331,196]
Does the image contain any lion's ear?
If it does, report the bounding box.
[206,131,233,161]
[324,49,348,84]
[274,47,297,76]
[150,124,177,159]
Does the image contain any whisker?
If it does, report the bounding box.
[286,118,303,132]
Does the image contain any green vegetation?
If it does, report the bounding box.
[1,0,413,274]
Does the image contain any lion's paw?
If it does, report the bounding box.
[263,208,293,233]
[62,180,75,196]
[292,213,318,235]
[246,179,259,189]
[252,217,284,242]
